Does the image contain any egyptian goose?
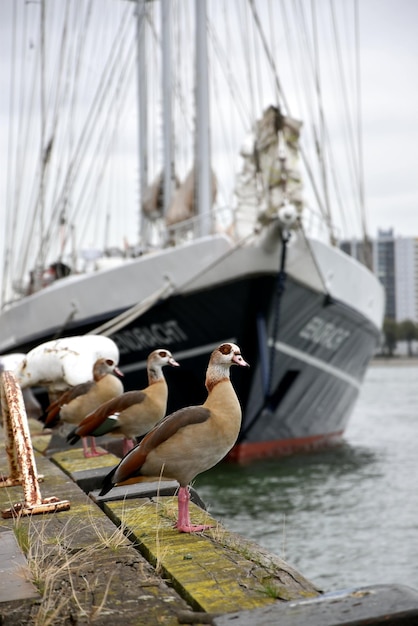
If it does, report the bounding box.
[99,342,249,532]
[44,357,124,457]
[67,349,180,456]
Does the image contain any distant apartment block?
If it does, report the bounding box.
[339,229,418,322]
[395,236,418,322]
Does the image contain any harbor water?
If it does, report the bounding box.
[194,363,418,592]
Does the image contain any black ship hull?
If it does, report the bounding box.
[5,268,380,462]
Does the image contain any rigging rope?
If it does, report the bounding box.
[249,0,329,227]
[44,6,134,257]
[18,3,134,277]
[89,280,175,337]
[309,0,334,242]
[12,4,41,290]
[329,1,363,228]
[2,1,18,306]
[88,229,257,339]
[3,1,369,306]
[354,0,371,268]
[208,8,251,131]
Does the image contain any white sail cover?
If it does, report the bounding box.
[15,335,120,391]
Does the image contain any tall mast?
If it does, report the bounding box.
[136,0,148,242]
[161,0,174,216]
[161,0,174,217]
[195,0,212,236]
[39,0,46,271]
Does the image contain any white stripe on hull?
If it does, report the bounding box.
[273,340,361,389]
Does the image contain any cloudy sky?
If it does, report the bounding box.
[0,0,417,287]
[357,0,418,239]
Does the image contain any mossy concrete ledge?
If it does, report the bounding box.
[1,421,320,624]
[50,445,320,616]
[0,447,198,624]
[91,489,320,618]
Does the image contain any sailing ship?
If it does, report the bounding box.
[0,1,384,461]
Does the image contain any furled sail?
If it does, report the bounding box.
[234,105,303,238]
[166,166,217,228]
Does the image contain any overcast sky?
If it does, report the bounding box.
[0,0,417,265]
[357,0,418,239]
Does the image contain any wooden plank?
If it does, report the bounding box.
[0,531,39,602]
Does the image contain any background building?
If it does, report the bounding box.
[340,229,418,323]
[375,229,396,320]
[395,237,417,322]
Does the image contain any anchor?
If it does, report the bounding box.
[0,370,70,518]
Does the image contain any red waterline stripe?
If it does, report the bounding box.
[228,431,344,463]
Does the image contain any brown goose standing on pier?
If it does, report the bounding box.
[99,343,249,532]
[67,349,180,456]
[44,357,124,457]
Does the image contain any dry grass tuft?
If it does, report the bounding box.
[12,512,126,624]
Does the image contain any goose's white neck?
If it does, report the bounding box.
[205,363,231,394]
[148,364,165,385]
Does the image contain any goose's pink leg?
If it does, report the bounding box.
[123,438,135,456]
[83,436,107,458]
[176,486,213,533]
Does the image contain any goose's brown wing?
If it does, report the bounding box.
[113,406,210,483]
[44,381,95,425]
[74,390,147,437]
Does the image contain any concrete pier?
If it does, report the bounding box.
[0,422,319,625]
[2,421,418,625]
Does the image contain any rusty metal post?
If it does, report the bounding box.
[1,381,20,484]
[0,371,70,518]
